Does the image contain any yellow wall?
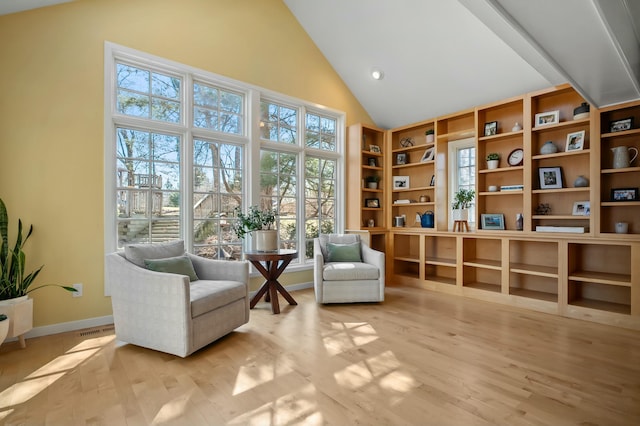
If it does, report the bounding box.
[0,0,373,328]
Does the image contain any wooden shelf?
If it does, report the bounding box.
[532,215,590,220]
[568,270,631,286]
[532,187,590,194]
[478,129,524,142]
[362,188,383,193]
[425,275,456,285]
[394,256,420,263]
[601,201,640,207]
[510,263,558,278]
[426,257,456,267]
[393,161,433,169]
[569,298,630,315]
[531,118,590,132]
[479,166,523,173]
[531,149,590,161]
[479,191,523,196]
[392,143,434,154]
[509,288,558,302]
[601,166,640,174]
[362,150,383,157]
[437,129,475,141]
[601,128,640,139]
[463,281,501,293]
[463,259,501,270]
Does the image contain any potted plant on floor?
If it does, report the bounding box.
[451,188,475,221]
[0,314,8,346]
[486,153,500,170]
[233,205,278,252]
[0,198,76,347]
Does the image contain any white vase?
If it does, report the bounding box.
[253,230,278,252]
[0,295,33,348]
[0,318,9,346]
[487,160,499,170]
[452,209,469,221]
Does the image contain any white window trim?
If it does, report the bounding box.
[447,137,476,230]
[104,42,346,284]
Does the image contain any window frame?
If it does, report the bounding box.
[447,137,476,229]
[104,42,345,280]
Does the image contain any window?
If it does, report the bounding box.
[448,138,476,227]
[106,43,344,267]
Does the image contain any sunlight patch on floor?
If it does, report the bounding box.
[323,322,378,356]
[152,390,194,424]
[232,357,295,395]
[228,383,322,426]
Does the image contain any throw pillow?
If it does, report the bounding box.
[125,240,185,267]
[144,255,199,282]
[326,242,362,262]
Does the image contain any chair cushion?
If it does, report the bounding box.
[125,240,185,267]
[144,255,199,282]
[326,242,362,262]
[318,234,360,260]
[190,280,247,317]
[323,262,379,281]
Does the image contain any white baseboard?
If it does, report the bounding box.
[4,282,313,341]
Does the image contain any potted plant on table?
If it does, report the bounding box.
[486,153,500,170]
[0,198,76,348]
[451,188,475,221]
[232,205,278,252]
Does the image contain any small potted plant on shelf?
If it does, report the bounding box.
[451,188,475,221]
[425,129,435,144]
[232,205,278,252]
[486,153,500,170]
[365,175,381,189]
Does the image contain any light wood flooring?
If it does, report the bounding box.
[1,286,640,425]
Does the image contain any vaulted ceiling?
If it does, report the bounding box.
[284,0,640,128]
[2,0,638,130]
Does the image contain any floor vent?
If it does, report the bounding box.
[78,325,115,337]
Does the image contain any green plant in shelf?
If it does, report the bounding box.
[424,129,434,135]
[486,153,500,161]
[366,175,381,183]
[451,188,475,210]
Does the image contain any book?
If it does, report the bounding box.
[535,226,585,233]
[393,199,411,204]
[500,184,524,191]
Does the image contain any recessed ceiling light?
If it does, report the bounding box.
[371,69,384,80]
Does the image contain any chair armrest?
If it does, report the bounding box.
[362,243,385,285]
[313,238,325,300]
[187,253,249,284]
[106,253,191,313]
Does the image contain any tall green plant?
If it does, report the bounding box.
[0,198,76,300]
[232,205,277,239]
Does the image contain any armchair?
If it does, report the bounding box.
[105,241,249,357]
[313,234,385,304]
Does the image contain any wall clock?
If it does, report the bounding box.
[507,148,524,166]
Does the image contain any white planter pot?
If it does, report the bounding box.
[367,182,378,189]
[487,159,499,170]
[426,134,434,144]
[0,295,33,348]
[452,209,469,221]
[0,318,9,346]
[253,229,278,252]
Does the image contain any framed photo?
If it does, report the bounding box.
[369,145,380,153]
[365,198,380,208]
[481,214,505,230]
[610,117,633,133]
[534,110,560,127]
[429,174,435,187]
[565,130,585,152]
[538,166,563,189]
[611,187,639,201]
[396,153,408,165]
[484,121,498,136]
[368,157,377,167]
[572,201,590,216]
[393,175,410,189]
[420,147,435,162]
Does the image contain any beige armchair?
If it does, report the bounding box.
[105,241,249,357]
[313,234,385,304]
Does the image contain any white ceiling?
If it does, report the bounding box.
[1,0,638,130]
[284,0,640,129]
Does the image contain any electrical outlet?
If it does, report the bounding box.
[72,283,83,298]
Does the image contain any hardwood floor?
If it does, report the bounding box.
[1,286,639,425]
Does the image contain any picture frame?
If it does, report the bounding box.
[429,174,435,187]
[484,121,498,136]
[369,145,380,153]
[368,157,377,167]
[481,213,505,230]
[572,201,590,216]
[534,110,560,127]
[565,130,585,152]
[420,147,435,162]
[396,153,408,165]
[393,175,410,189]
[365,198,380,208]
[611,187,639,201]
[538,166,563,189]
[610,117,633,133]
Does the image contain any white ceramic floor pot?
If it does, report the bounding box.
[0,317,9,345]
[253,230,278,252]
[0,295,33,348]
